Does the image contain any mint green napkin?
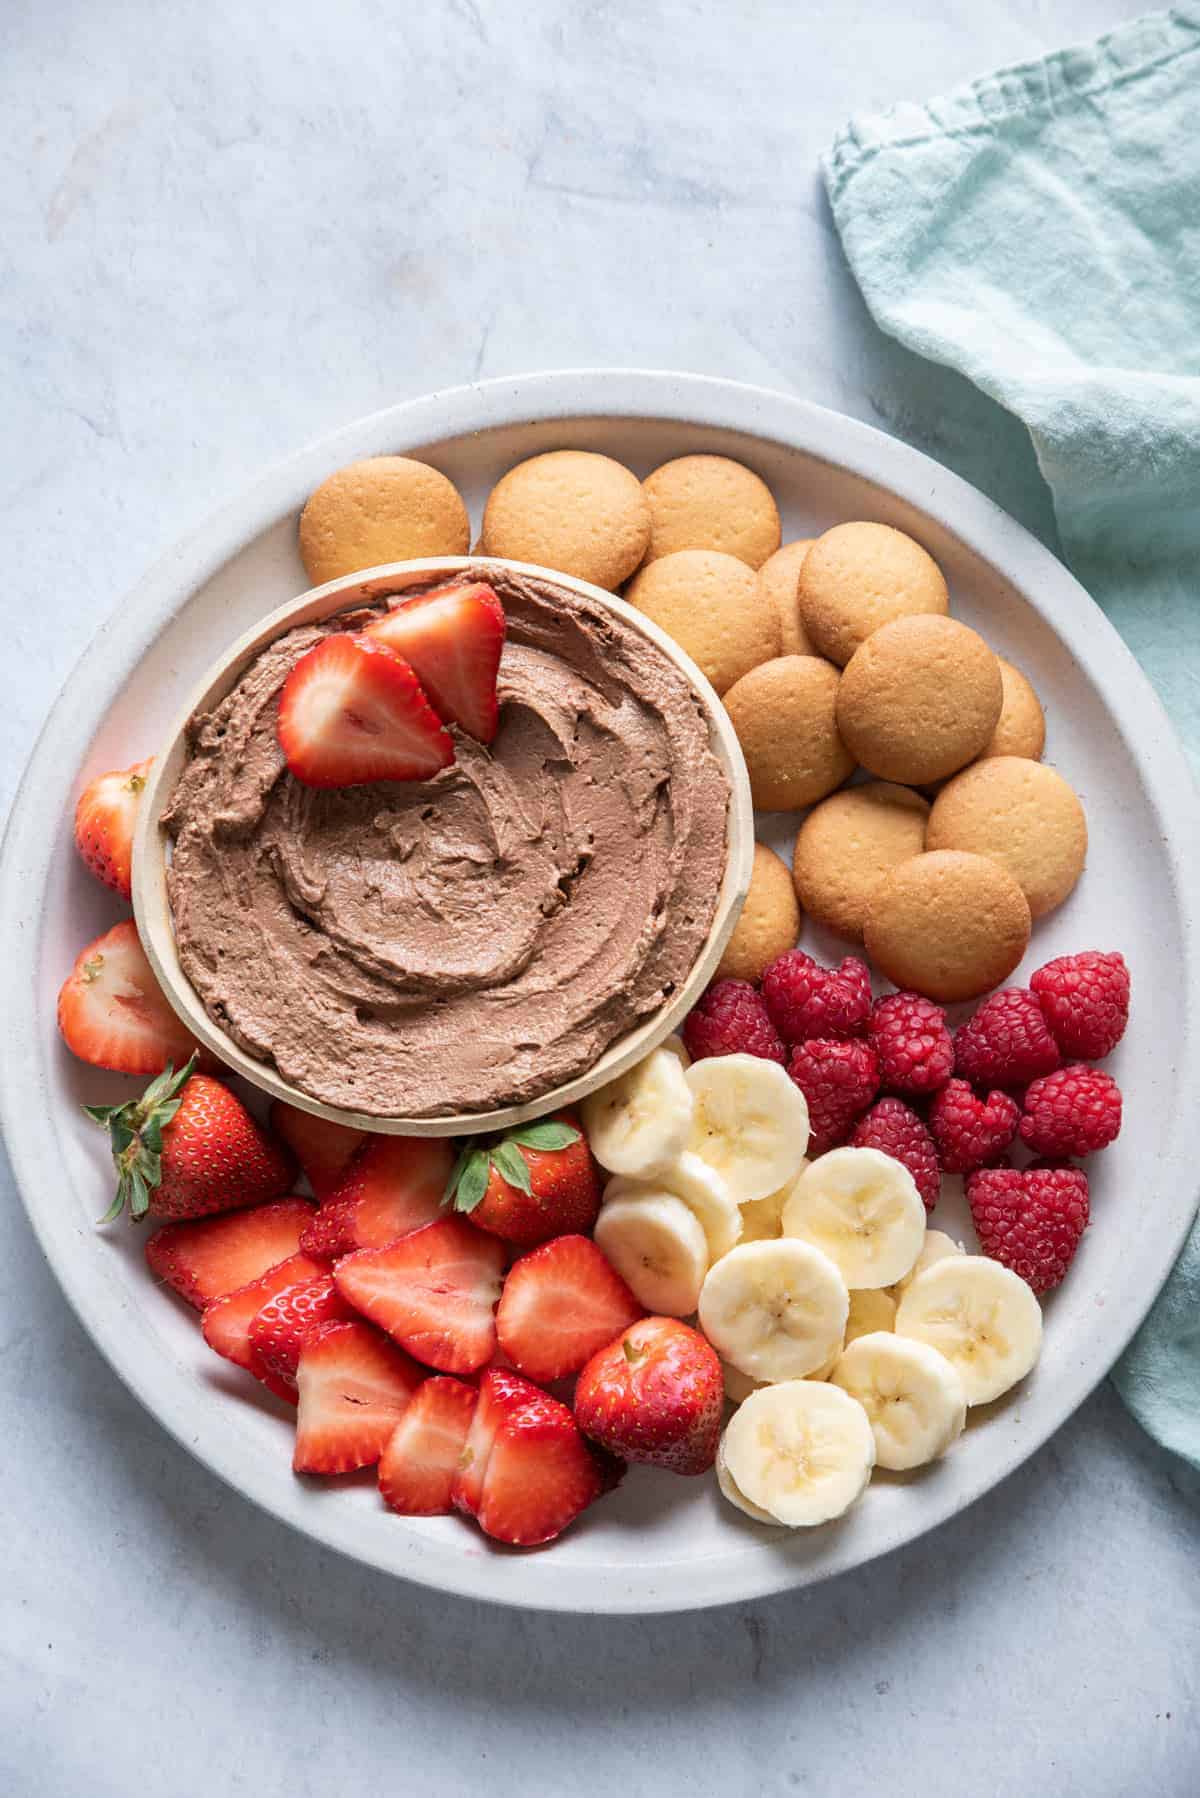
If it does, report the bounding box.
[823,7,1200,1469]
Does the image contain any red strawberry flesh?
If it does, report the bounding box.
[301,1134,452,1259]
[247,1273,358,1388]
[58,919,202,1076]
[333,1216,505,1374]
[73,757,152,898]
[496,1234,645,1385]
[277,632,455,788]
[474,1389,603,1546]
[293,1319,425,1474]
[201,1251,324,1402]
[366,581,506,744]
[452,1368,541,1517]
[145,1197,315,1309]
[378,1376,478,1516]
[268,1101,365,1199]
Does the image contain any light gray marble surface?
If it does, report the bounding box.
[4,3,1198,1794]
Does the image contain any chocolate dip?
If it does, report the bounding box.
[163,568,730,1117]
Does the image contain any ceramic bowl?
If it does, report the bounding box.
[130,554,755,1135]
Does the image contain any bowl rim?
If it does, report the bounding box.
[131,553,755,1134]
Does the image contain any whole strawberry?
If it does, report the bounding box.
[761,951,871,1045]
[929,1079,1020,1174]
[683,980,785,1063]
[1030,951,1130,1060]
[852,1098,940,1211]
[1019,1064,1122,1158]
[954,987,1060,1088]
[788,1039,879,1156]
[89,1054,296,1222]
[73,758,153,898]
[575,1316,723,1475]
[448,1113,600,1247]
[868,992,954,1095]
[967,1163,1090,1294]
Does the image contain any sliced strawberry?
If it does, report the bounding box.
[378,1376,477,1516]
[496,1235,644,1385]
[299,1135,452,1260]
[58,919,203,1076]
[334,1217,505,1375]
[268,1101,365,1199]
[73,757,153,898]
[366,582,506,744]
[201,1251,324,1403]
[145,1196,315,1310]
[277,632,454,789]
[293,1319,424,1475]
[452,1368,543,1517]
[247,1273,358,1390]
[476,1386,603,1546]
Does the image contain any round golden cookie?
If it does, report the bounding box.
[723,656,854,812]
[981,659,1046,761]
[798,522,950,666]
[641,455,782,569]
[864,850,1032,1003]
[836,616,1003,786]
[716,843,802,982]
[926,756,1087,919]
[299,457,471,585]
[480,451,650,589]
[793,782,930,943]
[756,541,815,657]
[625,549,779,695]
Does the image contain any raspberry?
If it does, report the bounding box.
[1030,951,1130,1061]
[928,1078,1020,1174]
[867,992,953,1095]
[851,1097,941,1211]
[967,1163,1089,1294]
[788,1039,879,1156]
[953,987,1060,1089]
[761,951,871,1045]
[1019,1064,1122,1157]
[683,979,785,1064]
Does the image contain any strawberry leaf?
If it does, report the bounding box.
[454,1149,491,1214]
[491,1141,532,1194]
[442,1145,472,1204]
[506,1122,580,1152]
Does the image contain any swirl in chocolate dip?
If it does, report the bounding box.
[163,567,730,1117]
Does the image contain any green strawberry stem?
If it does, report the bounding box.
[86,1053,197,1224]
[445,1118,581,1213]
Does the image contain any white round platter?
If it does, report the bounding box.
[3,369,1197,1613]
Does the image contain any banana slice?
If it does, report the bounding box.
[738,1160,810,1246]
[582,1047,694,1177]
[831,1332,967,1470]
[845,1287,897,1345]
[607,1153,742,1262]
[781,1147,925,1289]
[698,1239,848,1382]
[660,1033,691,1070]
[593,1190,708,1315]
[890,1229,965,1298]
[722,1381,876,1526]
[894,1256,1042,1405]
[716,1432,777,1523]
[686,1054,810,1204]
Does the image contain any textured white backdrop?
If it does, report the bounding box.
[3,3,1198,1794]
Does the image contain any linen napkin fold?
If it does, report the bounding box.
[823,7,1200,1469]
